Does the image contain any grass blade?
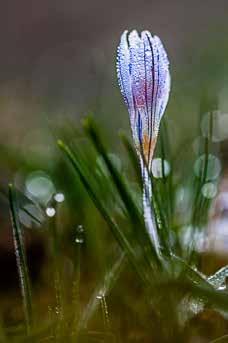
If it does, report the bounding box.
[83,117,161,268]
[8,184,33,335]
[78,253,126,330]
[57,139,149,285]
[119,131,142,187]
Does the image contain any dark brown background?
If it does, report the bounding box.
[0,0,228,145]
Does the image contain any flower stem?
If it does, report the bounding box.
[141,166,161,258]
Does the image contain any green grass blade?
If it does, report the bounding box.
[8,184,33,335]
[170,280,228,312]
[83,117,161,268]
[172,254,213,290]
[57,139,149,285]
[210,334,228,343]
[119,131,142,187]
[78,253,126,330]
[48,213,64,341]
[71,229,82,337]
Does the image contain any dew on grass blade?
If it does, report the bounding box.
[75,225,84,244]
[96,293,104,300]
[201,182,217,199]
[217,285,226,291]
[25,171,55,205]
[151,158,170,178]
[54,193,65,203]
[46,207,56,217]
[96,293,110,330]
[75,237,84,244]
[194,154,221,180]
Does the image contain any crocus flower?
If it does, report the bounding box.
[117,30,170,170]
[117,30,171,256]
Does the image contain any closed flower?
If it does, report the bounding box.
[117,30,171,170]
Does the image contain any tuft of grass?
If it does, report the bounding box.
[3,113,228,342]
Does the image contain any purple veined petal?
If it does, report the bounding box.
[153,35,171,132]
[117,30,149,156]
[128,31,152,162]
[141,31,153,127]
[143,31,161,136]
[128,30,147,110]
[116,31,135,124]
[117,30,171,169]
[140,31,158,167]
[141,31,171,138]
[132,108,148,150]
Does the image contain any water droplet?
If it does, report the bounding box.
[218,285,226,291]
[54,193,65,203]
[77,225,84,233]
[75,237,84,243]
[96,294,103,300]
[194,154,221,180]
[75,225,84,244]
[25,171,55,204]
[151,158,170,178]
[46,207,56,217]
[201,182,217,199]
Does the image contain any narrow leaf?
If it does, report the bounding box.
[8,184,33,334]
